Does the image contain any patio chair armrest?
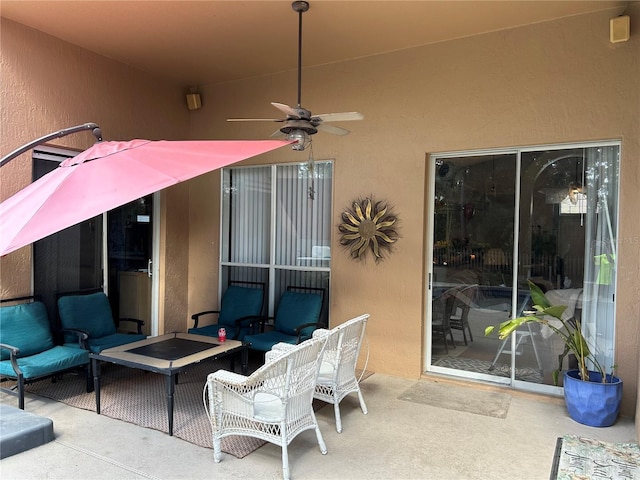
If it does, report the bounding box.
[0,342,19,356]
[294,322,322,343]
[243,315,273,334]
[208,369,248,386]
[117,317,145,334]
[0,343,23,376]
[59,328,90,349]
[190,310,221,328]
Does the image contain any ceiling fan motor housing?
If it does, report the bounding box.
[280,119,318,135]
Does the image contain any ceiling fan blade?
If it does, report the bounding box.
[317,123,350,136]
[314,112,364,122]
[227,118,285,122]
[270,129,286,138]
[271,102,300,118]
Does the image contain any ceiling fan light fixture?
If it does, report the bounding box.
[287,129,311,150]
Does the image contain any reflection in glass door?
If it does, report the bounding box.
[107,195,153,336]
[430,153,518,384]
[427,143,619,394]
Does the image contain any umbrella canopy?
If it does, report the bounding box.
[0,139,291,256]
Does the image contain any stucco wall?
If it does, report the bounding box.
[0,18,192,326]
[190,7,640,415]
[1,8,638,422]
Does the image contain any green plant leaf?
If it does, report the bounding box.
[541,305,567,320]
[528,280,551,309]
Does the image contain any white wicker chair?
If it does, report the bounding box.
[206,335,328,480]
[312,314,369,433]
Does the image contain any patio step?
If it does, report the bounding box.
[0,404,54,459]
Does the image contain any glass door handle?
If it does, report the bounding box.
[148,259,152,278]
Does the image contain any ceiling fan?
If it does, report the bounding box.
[227,1,363,151]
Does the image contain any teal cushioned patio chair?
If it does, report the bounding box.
[0,296,91,409]
[57,289,146,354]
[188,281,265,341]
[243,286,325,353]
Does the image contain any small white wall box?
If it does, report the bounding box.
[610,15,630,43]
[186,93,202,110]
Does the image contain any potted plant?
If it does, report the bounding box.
[485,280,622,427]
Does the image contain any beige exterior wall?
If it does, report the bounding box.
[191,7,640,415]
[0,18,192,330]
[1,7,639,424]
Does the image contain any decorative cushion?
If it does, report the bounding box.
[275,291,322,335]
[58,292,116,339]
[0,302,54,360]
[217,286,263,327]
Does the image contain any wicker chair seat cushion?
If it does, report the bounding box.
[253,392,284,422]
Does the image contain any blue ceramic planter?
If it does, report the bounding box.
[563,369,623,427]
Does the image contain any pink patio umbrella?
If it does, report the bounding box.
[0,138,291,256]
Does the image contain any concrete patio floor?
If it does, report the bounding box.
[0,373,636,480]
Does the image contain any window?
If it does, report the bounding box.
[220,161,332,324]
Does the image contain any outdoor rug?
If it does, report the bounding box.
[550,434,640,479]
[11,359,264,457]
[434,356,544,383]
[398,379,511,419]
[11,360,374,458]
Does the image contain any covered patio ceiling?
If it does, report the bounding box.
[0,1,628,87]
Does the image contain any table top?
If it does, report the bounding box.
[90,332,244,371]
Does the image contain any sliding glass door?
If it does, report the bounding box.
[427,142,619,394]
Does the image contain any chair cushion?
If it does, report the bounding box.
[188,324,244,340]
[317,361,337,383]
[253,392,284,422]
[217,286,263,327]
[0,346,89,380]
[58,292,116,338]
[275,291,322,335]
[0,302,54,360]
[65,333,145,354]
[244,331,298,352]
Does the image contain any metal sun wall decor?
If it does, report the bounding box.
[339,197,399,262]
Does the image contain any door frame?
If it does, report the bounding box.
[101,192,160,337]
[424,141,620,396]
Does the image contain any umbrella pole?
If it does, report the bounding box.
[0,123,102,168]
